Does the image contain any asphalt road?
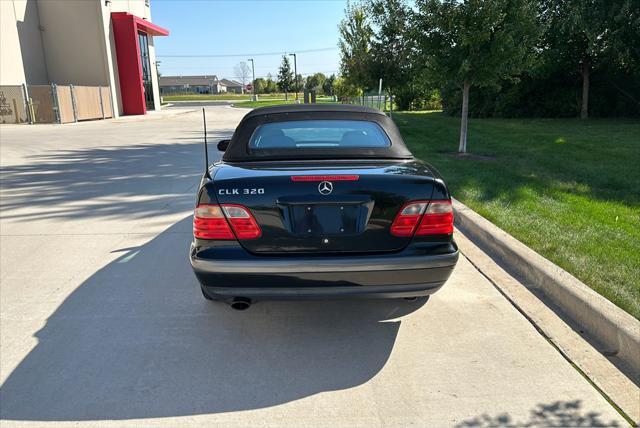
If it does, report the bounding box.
[0,107,627,427]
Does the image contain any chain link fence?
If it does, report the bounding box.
[0,86,29,124]
[0,84,113,124]
[342,93,394,113]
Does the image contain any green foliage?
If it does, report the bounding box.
[333,77,362,100]
[295,74,305,93]
[413,0,539,152]
[442,67,640,118]
[540,0,636,71]
[253,75,278,94]
[277,56,295,93]
[436,0,640,118]
[336,0,639,117]
[394,82,441,111]
[323,74,337,96]
[339,1,375,90]
[368,0,414,94]
[397,88,442,111]
[265,74,278,94]
[338,0,441,110]
[253,78,267,94]
[305,73,327,94]
[414,0,540,90]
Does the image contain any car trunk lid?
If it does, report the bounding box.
[212,160,436,254]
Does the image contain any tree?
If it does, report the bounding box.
[339,1,375,90]
[234,62,252,92]
[295,74,305,93]
[368,0,415,103]
[305,73,327,94]
[434,0,639,118]
[253,77,267,94]
[540,0,635,119]
[277,55,295,100]
[333,77,362,100]
[323,74,337,96]
[265,73,278,94]
[414,0,539,153]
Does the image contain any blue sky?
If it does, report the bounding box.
[151,0,347,80]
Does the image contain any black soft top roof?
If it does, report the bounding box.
[222,104,413,162]
[240,103,387,118]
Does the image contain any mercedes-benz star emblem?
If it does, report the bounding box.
[318,181,333,195]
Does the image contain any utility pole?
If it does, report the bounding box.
[289,53,298,101]
[247,58,256,101]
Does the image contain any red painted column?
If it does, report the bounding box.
[111,13,146,115]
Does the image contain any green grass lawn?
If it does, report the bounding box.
[394,112,640,318]
[233,97,336,109]
[163,93,294,102]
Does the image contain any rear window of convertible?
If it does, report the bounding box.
[248,120,391,150]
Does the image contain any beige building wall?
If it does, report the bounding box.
[98,1,123,117]
[36,0,109,86]
[109,0,151,20]
[0,0,48,85]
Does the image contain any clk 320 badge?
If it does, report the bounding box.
[219,188,265,195]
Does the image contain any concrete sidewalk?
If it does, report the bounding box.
[0,107,629,426]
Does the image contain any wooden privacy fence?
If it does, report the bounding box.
[18,84,114,124]
[55,85,75,124]
[28,85,57,123]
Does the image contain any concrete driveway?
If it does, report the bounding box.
[0,107,627,427]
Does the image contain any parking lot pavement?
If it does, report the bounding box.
[0,107,628,427]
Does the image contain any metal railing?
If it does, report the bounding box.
[342,93,394,113]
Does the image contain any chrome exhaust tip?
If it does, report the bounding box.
[230,297,251,311]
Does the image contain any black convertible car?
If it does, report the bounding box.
[190,104,458,309]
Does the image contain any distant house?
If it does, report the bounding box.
[159,75,223,94]
[220,79,244,94]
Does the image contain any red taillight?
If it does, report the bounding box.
[194,204,261,240]
[194,204,234,240]
[390,202,428,237]
[390,200,453,237]
[416,200,454,235]
[221,204,262,239]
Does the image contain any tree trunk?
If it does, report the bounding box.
[458,81,470,153]
[285,92,288,101]
[580,58,590,120]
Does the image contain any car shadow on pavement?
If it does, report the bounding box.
[0,216,423,421]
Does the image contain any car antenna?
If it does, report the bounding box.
[202,108,212,179]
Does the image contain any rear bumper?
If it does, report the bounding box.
[190,243,459,299]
